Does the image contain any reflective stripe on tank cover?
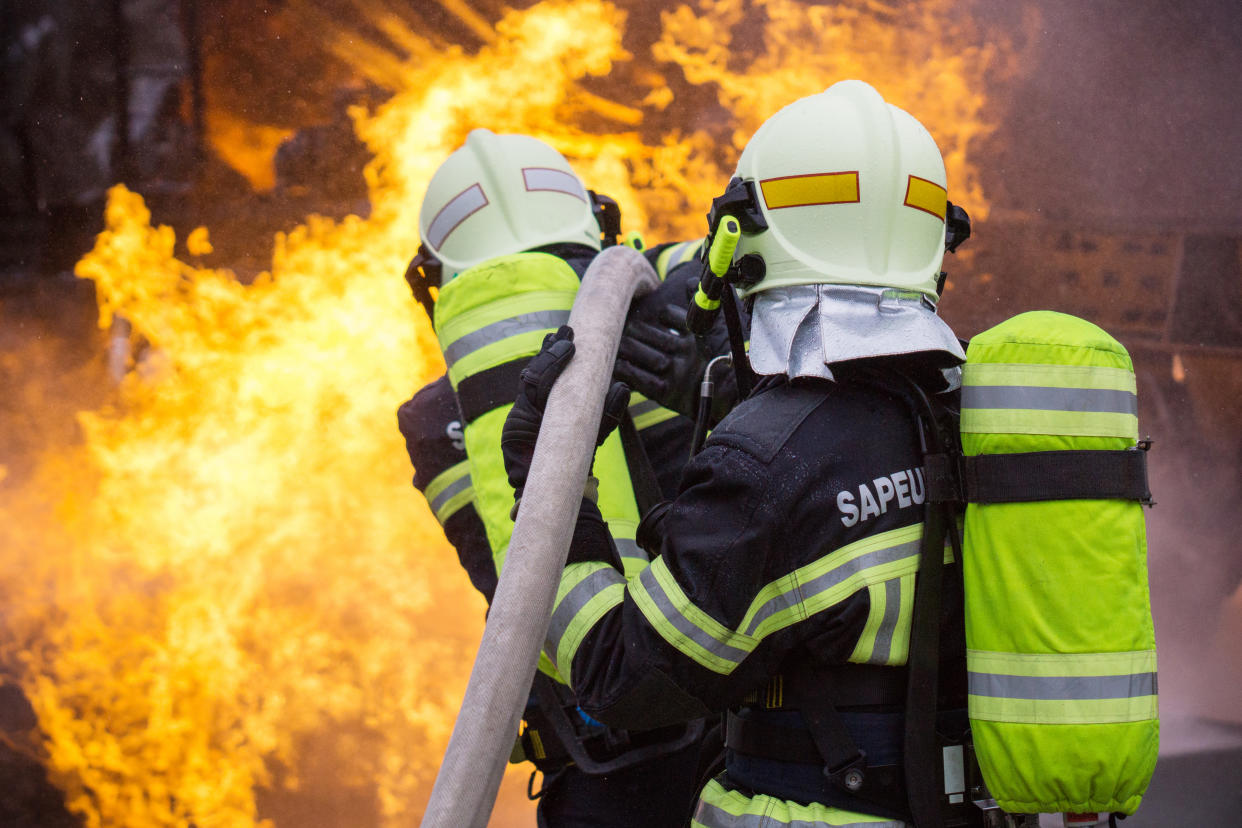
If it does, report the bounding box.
[629,396,680,431]
[656,239,706,279]
[423,460,474,525]
[961,363,1138,439]
[631,524,926,675]
[441,308,570,373]
[967,649,1158,724]
[425,183,489,249]
[544,562,625,681]
[522,167,588,201]
[693,778,905,828]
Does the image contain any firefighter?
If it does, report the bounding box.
[501,80,974,827]
[397,130,713,828]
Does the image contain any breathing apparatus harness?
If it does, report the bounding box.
[403,189,631,319]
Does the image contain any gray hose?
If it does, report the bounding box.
[420,245,659,827]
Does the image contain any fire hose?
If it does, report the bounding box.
[420,245,660,828]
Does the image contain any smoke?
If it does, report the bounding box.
[1138,351,1242,732]
[979,0,1242,227]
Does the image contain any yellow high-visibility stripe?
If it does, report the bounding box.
[633,405,680,431]
[904,175,948,221]
[968,649,1155,678]
[760,172,859,210]
[968,695,1157,725]
[964,363,1136,393]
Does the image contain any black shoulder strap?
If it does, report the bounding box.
[905,426,949,828]
[902,378,958,828]
[618,411,664,519]
[721,284,753,400]
[455,357,529,425]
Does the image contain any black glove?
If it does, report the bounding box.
[501,326,631,496]
[614,270,707,418]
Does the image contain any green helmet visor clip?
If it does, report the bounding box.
[683,176,773,407]
[405,242,441,318]
[686,177,769,336]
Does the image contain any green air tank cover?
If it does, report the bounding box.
[960,311,1157,816]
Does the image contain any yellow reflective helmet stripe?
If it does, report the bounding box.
[903,174,948,221]
[759,171,860,210]
[424,460,474,524]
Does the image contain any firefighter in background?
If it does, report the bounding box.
[397,130,715,828]
[501,80,974,827]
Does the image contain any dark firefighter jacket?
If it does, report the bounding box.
[398,375,498,601]
[541,372,967,808]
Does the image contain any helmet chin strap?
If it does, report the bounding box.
[588,190,622,248]
[937,201,971,296]
[405,242,442,318]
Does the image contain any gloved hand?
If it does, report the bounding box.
[501,325,631,497]
[614,269,707,418]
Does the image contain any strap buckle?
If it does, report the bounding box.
[824,749,869,792]
[924,452,964,503]
[1136,437,1155,506]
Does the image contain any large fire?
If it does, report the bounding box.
[0,1,1022,825]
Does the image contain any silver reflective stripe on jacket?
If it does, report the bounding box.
[741,536,921,638]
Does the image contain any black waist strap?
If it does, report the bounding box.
[770,664,907,711]
[725,709,823,764]
[456,357,529,425]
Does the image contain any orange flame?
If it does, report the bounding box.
[0,1,1027,825]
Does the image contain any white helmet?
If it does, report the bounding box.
[732,79,949,298]
[417,129,602,282]
[717,80,966,379]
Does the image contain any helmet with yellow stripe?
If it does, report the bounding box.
[728,79,950,299]
[719,80,967,380]
[417,129,602,283]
